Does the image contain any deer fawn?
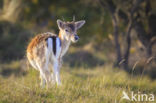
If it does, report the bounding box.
[26,19,85,87]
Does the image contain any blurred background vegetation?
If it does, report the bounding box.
[0,0,155,73]
[0,0,156,102]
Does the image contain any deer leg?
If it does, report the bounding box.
[48,62,56,85]
[36,61,47,88]
[53,60,61,85]
[36,58,51,88]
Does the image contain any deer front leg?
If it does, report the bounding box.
[53,60,61,85]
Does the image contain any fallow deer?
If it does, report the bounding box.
[26,19,85,87]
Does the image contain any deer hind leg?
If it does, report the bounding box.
[36,48,52,88]
[35,60,47,88]
[29,59,38,70]
[30,60,46,87]
[53,60,61,85]
[48,62,56,85]
[36,59,52,88]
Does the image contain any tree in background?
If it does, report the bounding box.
[0,0,31,61]
[0,0,22,22]
[99,0,156,70]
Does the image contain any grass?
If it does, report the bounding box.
[0,61,156,103]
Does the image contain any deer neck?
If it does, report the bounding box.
[59,31,71,57]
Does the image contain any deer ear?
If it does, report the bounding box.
[75,20,85,30]
[57,19,64,29]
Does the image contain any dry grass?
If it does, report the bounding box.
[0,61,156,103]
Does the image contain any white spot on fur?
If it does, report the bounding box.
[56,37,61,58]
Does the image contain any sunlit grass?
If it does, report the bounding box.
[0,62,156,103]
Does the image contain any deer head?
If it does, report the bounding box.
[57,19,85,43]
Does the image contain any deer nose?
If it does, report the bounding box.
[74,35,79,41]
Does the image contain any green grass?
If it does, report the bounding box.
[0,61,156,103]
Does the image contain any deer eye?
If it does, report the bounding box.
[65,29,69,32]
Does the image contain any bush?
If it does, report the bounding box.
[0,21,32,62]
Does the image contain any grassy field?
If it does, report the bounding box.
[0,60,156,103]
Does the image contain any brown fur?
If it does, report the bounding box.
[27,32,56,59]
